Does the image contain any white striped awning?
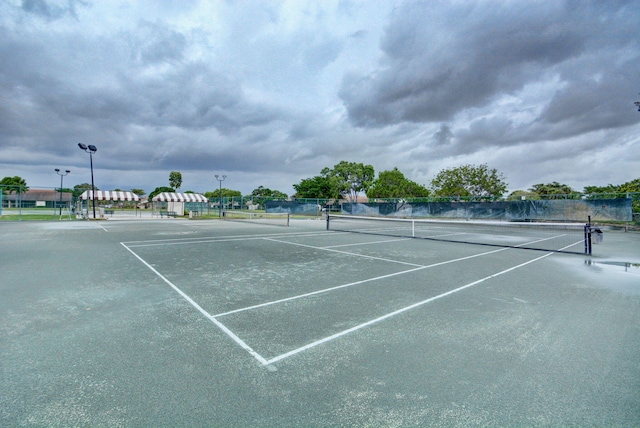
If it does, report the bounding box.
[152,192,208,202]
[80,190,140,201]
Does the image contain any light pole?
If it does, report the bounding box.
[78,143,97,219]
[54,168,70,217]
[215,174,226,217]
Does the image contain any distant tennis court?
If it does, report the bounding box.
[2,218,639,426]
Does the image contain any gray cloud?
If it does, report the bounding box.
[21,0,83,20]
[1,1,638,196]
[433,124,453,146]
[339,0,638,130]
[128,20,187,66]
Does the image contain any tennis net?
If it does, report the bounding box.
[327,214,597,254]
[223,210,290,226]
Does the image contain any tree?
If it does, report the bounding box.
[169,171,182,190]
[72,183,99,198]
[1,176,28,194]
[251,186,272,197]
[204,188,242,199]
[583,184,618,195]
[148,186,175,200]
[249,186,288,207]
[529,182,579,199]
[584,178,640,195]
[430,164,507,198]
[250,186,287,199]
[618,178,640,193]
[321,161,375,202]
[585,178,640,214]
[270,190,288,199]
[366,167,430,198]
[619,178,640,215]
[293,175,336,199]
[131,188,146,196]
[507,190,538,200]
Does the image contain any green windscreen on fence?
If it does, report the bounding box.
[340,198,632,222]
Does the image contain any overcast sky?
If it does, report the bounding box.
[1,0,639,196]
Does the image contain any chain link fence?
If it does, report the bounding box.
[2,185,638,225]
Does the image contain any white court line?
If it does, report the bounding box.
[123,231,330,247]
[264,240,580,365]
[427,232,468,238]
[264,250,558,365]
[263,234,571,264]
[263,238,425,267]
[213,246,510,318]
[213,265,429,318]
[122,232,577,367]
[324,237,411,248]
[120,242,270,366]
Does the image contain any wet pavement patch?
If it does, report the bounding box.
[584,260,640,273]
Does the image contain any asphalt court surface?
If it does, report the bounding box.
[122,226,572,366]
[2,218,640,426]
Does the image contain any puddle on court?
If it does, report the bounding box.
[579,259,640,295]
[584,260,640,272]
[551,256,640,295]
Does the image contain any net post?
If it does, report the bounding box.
[412,220,415,238]
[584,215,592,255]
[326,214,330,230]
[286,213,290,227]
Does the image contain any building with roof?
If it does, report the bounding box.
[1,189,73,208]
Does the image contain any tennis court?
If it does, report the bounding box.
[2,218,639,426]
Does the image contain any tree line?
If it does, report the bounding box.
[2,165,639,202]
[293,161,640,201]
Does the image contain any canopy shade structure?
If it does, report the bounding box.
[80,190,140,201]
[152,192,208,202]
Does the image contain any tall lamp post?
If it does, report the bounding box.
[54,168,70,217]
[215,174,226,217]
[78,143,97,219]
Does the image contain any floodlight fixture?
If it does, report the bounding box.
[78,143,98,218]
[55,168,71,217]
[215,174,227,217]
